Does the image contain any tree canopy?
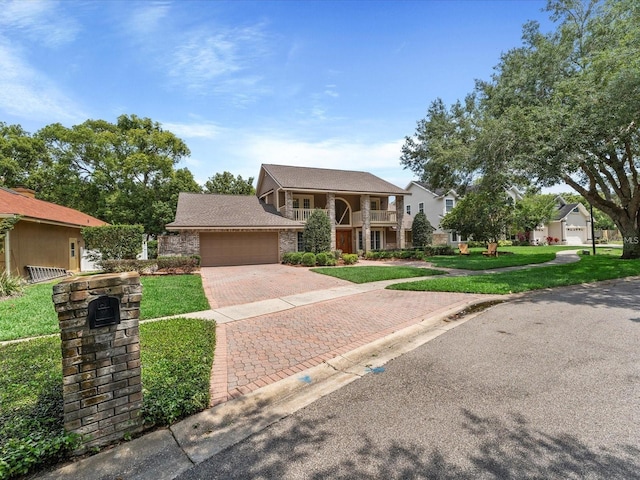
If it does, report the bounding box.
[401,0,640,258]
[204,171,255,195]
[440,191,513,244]
[512,192,557,240]
[0,115,202,237]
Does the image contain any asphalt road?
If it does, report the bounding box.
[177,279,640,479]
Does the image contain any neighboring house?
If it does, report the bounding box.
[0,187,107,278]
[164,164,410,266]
[405,181,535,245]
[531,196,592,245]
[404,181,463,244]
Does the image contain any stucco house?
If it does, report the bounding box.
[0,187,106,278]
[164,164,410,266]
[531,196,592,245]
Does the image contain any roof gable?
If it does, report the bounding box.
[167,193,304,229]
[0,187,106,227]
[258,164,408,196]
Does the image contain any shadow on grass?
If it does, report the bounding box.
[176,408,640,479]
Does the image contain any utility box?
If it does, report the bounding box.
[52,272,144,453]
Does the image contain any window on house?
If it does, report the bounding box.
[572,207,579,213]
[303,198,311,209]
[419,202,424,214]
[297,232,304,251]
[293,198,300,209]
[370,230,382,250]
[445,199,454,213]
[370,198,380,210]
[358,231,363,250]
[406,205,411,215]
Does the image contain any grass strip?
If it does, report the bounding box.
[311,265,446,283]
[0,274,210,341]
[139,274,210,320]
[0,282,59,342]
[388,254,640,294]
[0,318,215,478]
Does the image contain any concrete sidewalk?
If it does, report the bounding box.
[35,250,580,480]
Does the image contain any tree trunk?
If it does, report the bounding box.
[619,225,640,259]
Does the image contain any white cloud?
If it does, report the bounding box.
[125,2,171,36]
[161,121,222,139]
[0,0,79,47]
[241,134,406,172]
[168,24,270,102]
[0,40,84,122]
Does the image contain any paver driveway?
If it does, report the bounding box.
[200,264,493,406]
[200,264,352,308]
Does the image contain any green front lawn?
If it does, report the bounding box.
[428,246,579,270]
[389,252,640,294]
[311,265,446,283]
[0,317,215,479]
[0,274,210,342]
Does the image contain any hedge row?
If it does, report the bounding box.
[365,246,455,260]
[101,256,200,274]
[282,251,358,266]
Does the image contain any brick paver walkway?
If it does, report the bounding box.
[204,252,581,406]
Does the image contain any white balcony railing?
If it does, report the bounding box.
[353,210,397,226]
[279,206,329,222]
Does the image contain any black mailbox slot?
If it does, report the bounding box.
[88,296,121,328]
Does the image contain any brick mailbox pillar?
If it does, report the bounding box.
[52,272,144,453]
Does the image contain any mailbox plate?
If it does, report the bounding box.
[88,295,121,329]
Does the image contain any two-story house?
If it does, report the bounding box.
[404,181,462,244]
[164,164,410,266]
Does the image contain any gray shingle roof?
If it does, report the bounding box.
[554,203,580,221]
[167,193,303,229]
[262,164,408,195]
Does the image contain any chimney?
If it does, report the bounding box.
[13,187,36,198]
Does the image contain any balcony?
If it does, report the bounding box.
[353,210,397,227]
[279,207,329,222]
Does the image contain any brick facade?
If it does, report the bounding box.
[52,272,145,453]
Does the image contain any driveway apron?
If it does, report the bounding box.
[200,265,490,406]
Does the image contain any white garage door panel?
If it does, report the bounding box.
[200,232,279,266]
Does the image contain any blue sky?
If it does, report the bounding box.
[0,0,554,189]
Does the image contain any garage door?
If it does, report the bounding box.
[200,232,279,266]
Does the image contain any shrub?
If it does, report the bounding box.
[342,253,358,265]
[303,210,331,253]
[316,252,329,266]
[498,240,513,247]
[82,224,145,262]
[0,271,24,297]
[333,250,343,260]
[412,212,435,247]
[282,252,296,264]
[301,252,317,267]
[100,256,199,274]
[424,245,455,256]
[147,240,158,259]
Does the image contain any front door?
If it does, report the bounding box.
[336,230,353,254]
[69,238,79,271]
